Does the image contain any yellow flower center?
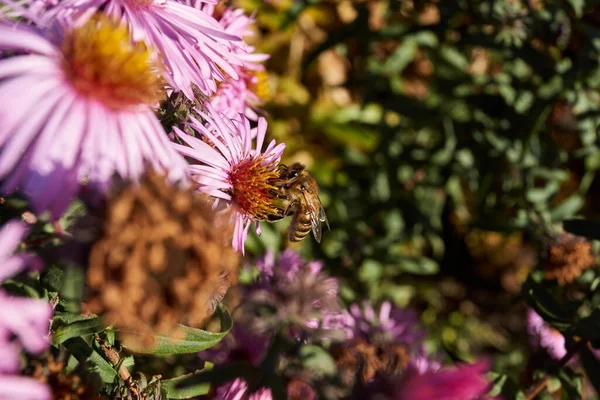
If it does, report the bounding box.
[61,15,163,110]
[248,69,272,103]
[230,157,281,220]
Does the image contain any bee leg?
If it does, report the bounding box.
[267,213,285,222]
[284,200,299,216]
[268,188,291,200]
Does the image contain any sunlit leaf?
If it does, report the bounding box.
[53,316,105,345]
[122,306,233,355]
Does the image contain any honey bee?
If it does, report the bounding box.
[268,163,330,242]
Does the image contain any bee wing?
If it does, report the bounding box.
[302,191,327,243]
[317,196,330,231]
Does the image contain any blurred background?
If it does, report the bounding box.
[234,0,600,395]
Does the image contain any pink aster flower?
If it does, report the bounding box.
[343,301,425,348]
[216,378,273,400]
[526,308,567,360]
[0,356,50,400]
[406,355,442,375]
[216,378,318,400]
[190,2,269,120]
[0,220,41,282]
[17,0,246,100]
[0,292,52,354]
[353,360,499,400]
[0,18,187,217]
[0,222,52,400]
[394,360,499,400]
[172,105,285,252]
[238,249,344,340]
[0,341,51,400]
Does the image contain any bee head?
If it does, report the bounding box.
[286,162,305,179]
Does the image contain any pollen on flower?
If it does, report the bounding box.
[248,69,273,103]
[229,156,281,220]
[61,15,163,110]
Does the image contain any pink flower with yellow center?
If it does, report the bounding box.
[172,105,284,252]
[189,2,270,121]
[0,17,187,217]
[14,0,246,100]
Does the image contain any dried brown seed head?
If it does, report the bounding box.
[332,338,410,385]
[86,169,240,345]
[31,354,107,400]
[543,232,596,285]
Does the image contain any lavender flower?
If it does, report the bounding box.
[172,107,284,252]
[343,301,425,348]
[240,249,343,339]
[0,17,187,217]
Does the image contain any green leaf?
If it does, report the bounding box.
[523,277,573,331]
[359,259,382,282]
[167,362,255,396]
[40,265,64,293]
[53,317,105,346]
[63,337,117,384]
[550,196,584,221]
[52,312,97,326]
[299,345,337,376]
[488,372,526,400]
[161,365,214,399]
[60,265,85,313]
[563,219,600,241]
[558,367,582,400]
[122,306,233,355]
[398,256,439,275]
[568,0,584,18]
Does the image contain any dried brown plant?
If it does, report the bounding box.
[86,169,240,345]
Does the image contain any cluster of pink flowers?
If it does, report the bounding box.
[202,249,499,400]
[0,1,504,398]
[0,0,274,251]
[0,221,52,399]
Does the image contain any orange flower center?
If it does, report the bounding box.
[229,157,280,220]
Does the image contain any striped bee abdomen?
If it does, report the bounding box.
[288,209,312,242]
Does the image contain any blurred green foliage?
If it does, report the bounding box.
[239,0,600,397]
